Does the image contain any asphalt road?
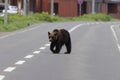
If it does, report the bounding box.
[0,22,120,80]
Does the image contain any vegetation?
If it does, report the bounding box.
[71,13,112,21]
[0,12,118,32]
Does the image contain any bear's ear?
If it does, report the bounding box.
[48,32,50,35]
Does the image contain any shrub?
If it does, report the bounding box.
[72,13,112,21]
[34,12,53,22]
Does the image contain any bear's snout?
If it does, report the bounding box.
[49,39,52,42]
[49,38,53,42]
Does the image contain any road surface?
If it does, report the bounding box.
[0,22,120,80]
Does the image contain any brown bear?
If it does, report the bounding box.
[48,29,71,54]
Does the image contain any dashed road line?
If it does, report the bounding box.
[39,47,46,50]
[0,75,5,80]
[4,67,16,72]
[15,60,26,65]
[45,43,50,47]
[24,55,34,59]
[33,51,41,54]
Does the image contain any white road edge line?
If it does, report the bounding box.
[111,25,118,41]
[111,25,120,52]
[0,25,41,40]
[0,75,5,80]
[69,24,83,33]
[24,55,34,59]
[4,67,16,72]
[15,60,26,65]
[0,33,15,39]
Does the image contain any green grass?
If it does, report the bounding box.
[71,13,112,21]
[0,13,118,32]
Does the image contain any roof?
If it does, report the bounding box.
[84,0,120,3]
[106,0,120,3]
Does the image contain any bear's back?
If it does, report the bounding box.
[59,29,70,42]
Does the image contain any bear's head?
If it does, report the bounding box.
[48,29,59,42]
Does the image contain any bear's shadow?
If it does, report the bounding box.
[41,51,68,54]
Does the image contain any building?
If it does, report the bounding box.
[86,0,120,19]
[1,0,120,19]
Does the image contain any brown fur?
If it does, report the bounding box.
[48,29,71,54]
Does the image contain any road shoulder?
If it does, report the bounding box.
[113,25,120,43]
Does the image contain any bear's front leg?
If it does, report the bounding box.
[50,42,56,53]
[54,43,62,53]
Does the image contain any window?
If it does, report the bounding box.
[0,6,4,12]
[95,2,100,13]
[90,2,100,13]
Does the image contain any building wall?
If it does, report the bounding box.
[118,4,120,18]
[100,3,107,14]
[36,0,120,18]
[35,0,40,12]
[2,0,120,19]
[58,0,77,17]
[42,0,78,17]
[42,0,50,13]
[86,1,90,14]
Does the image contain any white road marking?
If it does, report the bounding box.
[45,43,50,46]
[4,67,16,72]
[1,22,119,80]
[33,51,41,54]
[95,22,99,24]
[0,33,15,39]
[24,55,34,59]
[86,23,91,25]
[111,25,120,52]
[15,60,26,65]
[69,24,83,32]
[39,47,46,50]
[19,27,40,33]
[0,25,42,40]
[0,75,5,80]
[111,25,118,41]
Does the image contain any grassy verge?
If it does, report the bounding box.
[0,13,119,32]
[71,13,112,21]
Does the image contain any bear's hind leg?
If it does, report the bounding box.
[65,41,71,54]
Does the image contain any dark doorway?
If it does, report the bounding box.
[82,2,87,14]
[40,0,43,12]
[78,1,87,16]
[54,3,58,15]
[108,3,117,14]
